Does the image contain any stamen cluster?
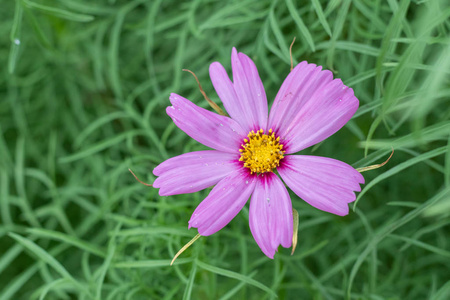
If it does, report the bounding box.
[239,129,285,174]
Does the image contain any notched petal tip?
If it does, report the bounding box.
[298,60,316,70]
[165,106,175,116]
[169,93,179,102]
[168,94,182,108]
[152,177,161,188]
[265,251,275,260]
[237,51,252,64]
[356,171,365,185]
[158,190,170,197]
[152,165,162,177]
[334,206,350,216]
[209,61,223,70]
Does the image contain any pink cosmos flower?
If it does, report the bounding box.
[153,48,364,258]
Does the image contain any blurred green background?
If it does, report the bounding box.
[1,0,449,299]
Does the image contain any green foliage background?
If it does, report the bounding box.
[1,0,449,299]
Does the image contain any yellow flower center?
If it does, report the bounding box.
[239,129,285,174]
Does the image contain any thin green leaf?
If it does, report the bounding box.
[22,0,94,22]
[285,0,315,52]
[59,130,146,164]
[355,146,447,207]
[347,187,450,298]
[311,0,331,36]
[360,121,450,150]
[389,234,450,258]
[8,233,91,296]
[8,0,23,74]
[114,258,193,268]
[196,260,277,298]
[26,228,106,257]
[430,280,450,300]
[182,259,197,300]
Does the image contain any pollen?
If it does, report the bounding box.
[239,129,285,174]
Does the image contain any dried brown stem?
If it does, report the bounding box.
[356,148,394,173]
[182,69,227,116]
[128,168,152,187]
[291,208,299,255]
[290,37,296,72]
[170,234,201,266]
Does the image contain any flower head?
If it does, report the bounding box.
[153,48,364,258]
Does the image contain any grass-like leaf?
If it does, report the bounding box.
[196,260,277,298]
[2,0,449,298]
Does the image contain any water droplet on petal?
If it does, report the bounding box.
[220,123,223,126]
[204,163,209,166]
[245,180,249,184]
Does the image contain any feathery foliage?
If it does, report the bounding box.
[1,0,449,299]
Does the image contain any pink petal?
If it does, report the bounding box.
[249,172,293,259]
[209,62,244,127]
[209,48,268,132]
[167,93,246,153]
[188,170,256,236]
[278,155,364,216]
[153,151,240,196]
[268,62,332,134]
[268,62,359,154]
